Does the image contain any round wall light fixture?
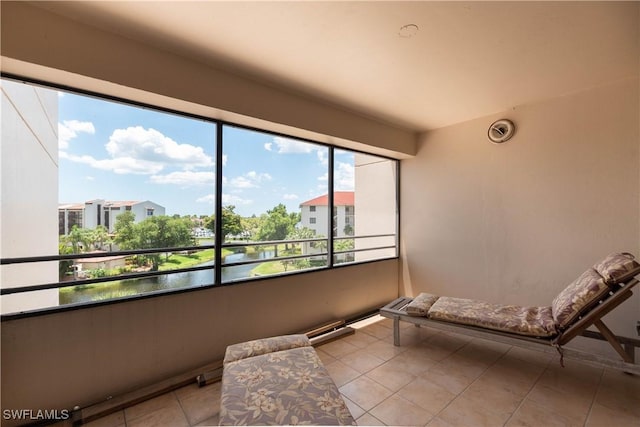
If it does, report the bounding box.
[488,119,515,144]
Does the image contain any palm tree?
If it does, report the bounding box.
[66,225,91,254]
[90,225,111,251]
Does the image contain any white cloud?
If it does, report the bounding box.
[315,163,353,190]
[60,152,164,175]
[58,120,95,149]
[317,150,328,166]
[227,171,272,189]
[229,176,255,189]
[196,193,253,206]
[335,161,355,190]
[246,171,272,181]
[85,176,95,181]
[270,136,316,154]
[61,126,215,176]
[149,171,215,186]
[222,194,253,206]
[264,142,272,151]
[196,194,215,204]
[106,126,213,169]
[283,194,298,200]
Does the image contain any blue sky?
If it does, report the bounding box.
[58,91,354,217]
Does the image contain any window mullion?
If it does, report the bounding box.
[214,123,224,285]
[328,147,334,267]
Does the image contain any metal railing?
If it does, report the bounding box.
[0,234,397,297]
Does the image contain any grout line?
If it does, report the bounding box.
[501,350,554,426]
[173,390,192,426]
[582,366,606,427]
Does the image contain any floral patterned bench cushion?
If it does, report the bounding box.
[552,253,639,330]
[428,297,557,337]
[223,334,311,364]
[406,292,440,316]
[220,346,355,425]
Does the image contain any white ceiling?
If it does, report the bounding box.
[36,1,639,132]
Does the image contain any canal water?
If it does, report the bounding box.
[59,250,274,305]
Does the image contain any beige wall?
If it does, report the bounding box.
[401,77,640,356]
[1,260,398,415]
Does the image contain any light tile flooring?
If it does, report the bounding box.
[70,316,639,426]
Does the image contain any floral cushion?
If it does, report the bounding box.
[552,253,639,330]
[224,334,311,364]
[220,346,355,425]
[428,296,557,337]
[592,252,640,285]
[406,292,440,316]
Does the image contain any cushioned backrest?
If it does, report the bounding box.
[592,252,640,285]
[552,253,639,330]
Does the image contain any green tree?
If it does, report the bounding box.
[203,214,215,236]
[286,226,317,252]
[58,237,75,278]
[114,214,196,269]
[203,206,243,242]
[335,238,355,262]
[221,205,243,240]
[113,211,136,250]
[241,215,263,241]
[66,225,91,254]
[256,204,300,243]
[149,215,194,259]
[90,225,111,251]
[134,219,161,270]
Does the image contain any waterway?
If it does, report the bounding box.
[59,250,274,305]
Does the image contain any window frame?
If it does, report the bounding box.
[0,73,400,320]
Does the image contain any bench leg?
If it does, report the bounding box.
[393,315,400,346]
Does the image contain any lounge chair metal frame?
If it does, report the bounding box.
[380,268,640,375]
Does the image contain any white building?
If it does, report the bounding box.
[352,153,397,262]
[299,192,354,260]
[1,79,60,314]
[59,199,166,234]
[299,191,354,238]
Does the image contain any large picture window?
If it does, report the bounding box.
[0,77,398,317]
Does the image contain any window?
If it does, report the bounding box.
[221,126,329,282]
[333,151,397,265]
[0,77,398,317]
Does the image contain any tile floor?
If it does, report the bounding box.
[62,316,640,426]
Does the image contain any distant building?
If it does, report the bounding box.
[58,199,166,235]
[299,191,355,238]
[299,192,355,260]
[73,252,128,277]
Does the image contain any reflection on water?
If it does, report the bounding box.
[59,250,274,305]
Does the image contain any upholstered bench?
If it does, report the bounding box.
[219,334,355,426]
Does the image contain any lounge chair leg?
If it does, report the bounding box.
[623,343,635,364]
[393,315,400,346]
[594,319,634,363]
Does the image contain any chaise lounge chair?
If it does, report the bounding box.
[380,252,640,374]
